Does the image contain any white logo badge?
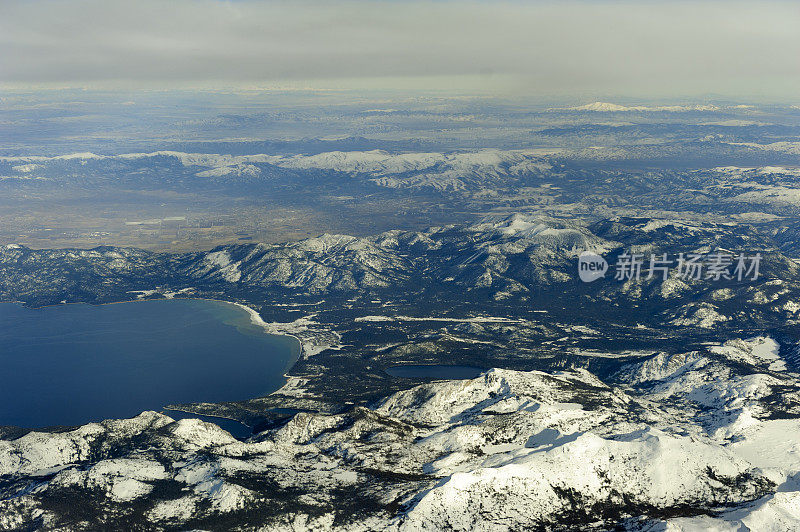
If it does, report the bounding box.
[578,251,608,283]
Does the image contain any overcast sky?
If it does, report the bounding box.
[1,0,798,100]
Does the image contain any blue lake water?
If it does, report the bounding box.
[385,365,486,379]
[0,299,299,431]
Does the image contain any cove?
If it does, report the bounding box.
[0,299,299,431]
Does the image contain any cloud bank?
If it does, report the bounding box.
[1,0,798,98]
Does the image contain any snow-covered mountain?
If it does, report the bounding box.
[552,102,730,112]
[3,214,800,528]
[1,334,797,530]
[0,149,555,192]
[3,213,800,323]
[5,89,800,529]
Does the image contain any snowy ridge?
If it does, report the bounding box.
[2,340,798,530]
[2,218,800,527]
[552,102,731,112]
[0,149,553,191]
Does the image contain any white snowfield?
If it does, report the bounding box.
[726,141,800,156]
[0,149,554,191]
[0,335,798,530]
[0,148,551,175]
[646,491,800,531]
[549,101,741,112]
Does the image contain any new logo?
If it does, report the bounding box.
[578,251,608,283]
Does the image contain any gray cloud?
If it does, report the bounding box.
[1,0,798,99]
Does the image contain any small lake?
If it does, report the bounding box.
[0,299,299,432]
[385,365,486,379]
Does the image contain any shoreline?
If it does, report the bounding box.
[1,296,307,361]
[0,296,312,436]
[229,301,306,363]
[1,295,339,395]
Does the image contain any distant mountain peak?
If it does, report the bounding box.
[553,101,723,112]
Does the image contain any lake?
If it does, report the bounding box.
[0,299,299,432]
